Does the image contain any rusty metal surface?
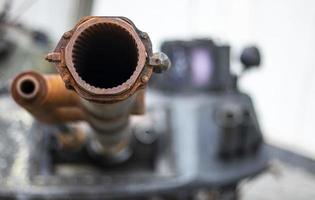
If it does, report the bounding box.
[11,71,85,123]
[56,126,87,151]
[46,16,156,103]
[44,16,170,163]
[12,16,170,164]
[131,89,146,115]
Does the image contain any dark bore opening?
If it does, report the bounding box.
[20,79,36,95]
[72,23,139,88]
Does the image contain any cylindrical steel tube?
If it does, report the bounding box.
[45,16,169,164]
[81,96,136,163]
[11,71,85,123]
[12,16,169,165]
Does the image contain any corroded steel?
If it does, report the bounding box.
[11,71,85,123]
[46,16,155,103]
[13,16,170,164]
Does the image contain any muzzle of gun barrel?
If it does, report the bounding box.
[44,16,170,164]
[11,71,85,123]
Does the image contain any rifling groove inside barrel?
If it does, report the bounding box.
[72,23,139,89]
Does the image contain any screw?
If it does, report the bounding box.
[149,52,171,73]
[63,74,71,83]
[140,32,148,39]
[45,52,61,62]
[63,31,72,39]
[141,75,149,83]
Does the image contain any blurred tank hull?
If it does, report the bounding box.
[0,91,268,199]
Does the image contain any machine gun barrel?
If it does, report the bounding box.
[11,71,85,123]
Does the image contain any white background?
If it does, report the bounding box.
[6,0,315,157]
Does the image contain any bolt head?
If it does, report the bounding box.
[150,52,171,73]
[63,31,72,39]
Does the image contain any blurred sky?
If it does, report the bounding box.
[92,0,315,158]
[4,0,315,158]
